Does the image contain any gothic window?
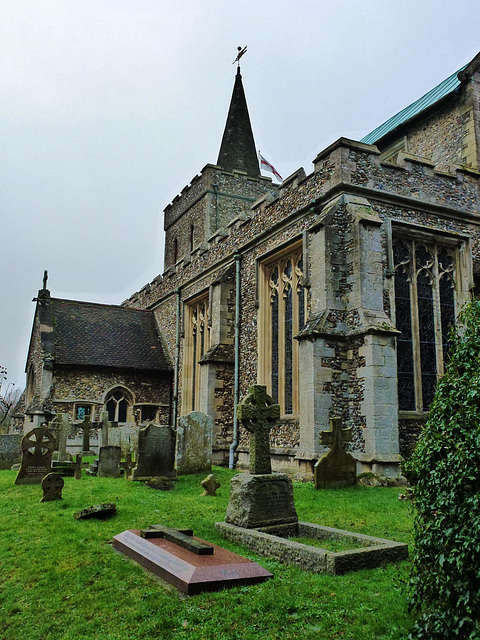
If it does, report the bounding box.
[105,388,132,423]
[259,244,306,416]
[393,238,456,412]
[182,293,210,414]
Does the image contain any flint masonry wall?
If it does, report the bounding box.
[125,138,480,473]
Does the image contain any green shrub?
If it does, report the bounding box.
[406,300,480,639]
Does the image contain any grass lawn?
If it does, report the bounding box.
[0,467,414,640]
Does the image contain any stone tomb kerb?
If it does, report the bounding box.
[216,385,408,574]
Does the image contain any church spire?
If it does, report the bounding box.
[216,66,260,177]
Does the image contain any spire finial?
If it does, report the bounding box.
[43,270,48,290]
[233,45,247,67]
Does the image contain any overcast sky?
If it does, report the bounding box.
[2,0,479,390]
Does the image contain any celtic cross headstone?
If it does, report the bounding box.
[237,385,280,475]
[14,427,55,485]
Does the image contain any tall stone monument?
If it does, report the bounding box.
[225,385,298,528]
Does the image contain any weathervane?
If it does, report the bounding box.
[233,45,247,66]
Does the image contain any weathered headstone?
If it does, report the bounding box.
[124,452,132,479]
[74,453,82,480]
[0,433,22,470]
[133,423,175,480]
[40,472,64,502]
[175,412,213,475]
[100,411,110,447]
[15,427,55,485]
[107,423,138,457]
[201,474,220,496]
[56,413,69,461]
[97,445,121,478]
[224,385,298,528]
[314,417,356,489]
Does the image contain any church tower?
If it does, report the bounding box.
[162,66,275,272]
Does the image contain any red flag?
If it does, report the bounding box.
[259,153,283,182]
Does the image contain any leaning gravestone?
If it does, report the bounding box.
[97,445,121,478]
[132,423,175,481]
[225,385,298,528]
[175,412,213,475]
[314,417,356,489]
[15,427,55,485]
[41,472,64,502]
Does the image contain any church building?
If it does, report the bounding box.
[25,52,480,478]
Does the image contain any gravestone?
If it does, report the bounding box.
[225,385,298,528]
[81,418,92,454]
[132,423,175,480]
[100,412,110,447]
[15,427,55,485]
[124,452,132,479]
[74,503,117,520]
[40,472,64,502]
[74,454,82,480]
[0,433,22,469]
[97,445,121,478]
[112,526,272,594]
[54,413,69,461]
[201,474,220,496]
[107,423,138,457]
[175,412,213,475]
[314,417,356,489]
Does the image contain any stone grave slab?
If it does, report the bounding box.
[97,445,121,478]
[225,473,298,528]
[74,503,117,520]
[15,427,55,485]
[112,527,272,595]
[175,412,213,475]
[315,417,356,489]
[133,424,175,480]
[41,472,64,502]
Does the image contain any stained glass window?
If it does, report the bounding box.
[183,294,210,414]
[393,238,457,412]
[262,246,306,415]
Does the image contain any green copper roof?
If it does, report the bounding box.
[361,64,467,145]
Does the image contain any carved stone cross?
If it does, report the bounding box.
[237,385,280,474]
[319,417,352,450]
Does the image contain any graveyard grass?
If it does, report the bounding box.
[0,467,413,640]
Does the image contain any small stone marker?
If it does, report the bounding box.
[175,412,213,475]
[40,472,64,502]
[201,474,220,496]
[81,417,92,454]
[15,427,55,485]
[74,453,82,480]
[237,385,280,475]
[124,452,132,478]
[97,445,121,478]
[112,527,272,595]
[74,503,117,520]
[314,417,357,489]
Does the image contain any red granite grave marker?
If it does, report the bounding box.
[112,528,272,595]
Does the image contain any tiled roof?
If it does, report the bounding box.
[361,65,467,145]
[50,298,171,372]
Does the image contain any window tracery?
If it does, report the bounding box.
[393,238,456,412]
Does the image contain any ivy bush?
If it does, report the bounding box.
[406,300,480,639]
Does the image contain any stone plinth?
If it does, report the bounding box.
[225,473,298,529]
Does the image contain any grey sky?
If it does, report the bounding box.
[2,0,479,389]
